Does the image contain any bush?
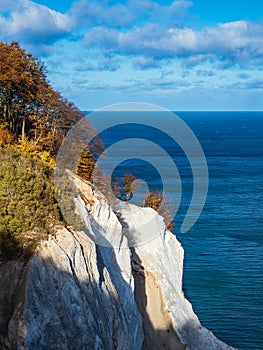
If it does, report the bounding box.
[0,128,15,146]
[0,147,60,259]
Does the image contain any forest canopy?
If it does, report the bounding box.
[0,41,85,155]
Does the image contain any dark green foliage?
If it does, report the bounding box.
[0,147,60,259]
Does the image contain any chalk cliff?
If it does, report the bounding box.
[0,173,236,350]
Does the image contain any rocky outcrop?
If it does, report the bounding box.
[0,173,236,349]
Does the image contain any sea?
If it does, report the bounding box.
[89,111,263,350]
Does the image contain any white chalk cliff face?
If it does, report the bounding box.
[3,173,236,350]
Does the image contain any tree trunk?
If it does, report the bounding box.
[3,104,7,121]
[22,116,26,141]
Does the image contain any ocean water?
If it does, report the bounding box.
[90,111,263,350]
[175,112,263,350]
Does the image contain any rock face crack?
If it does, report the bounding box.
[53,237,83,292]
[113,210,127,251]
[68,229,91,283]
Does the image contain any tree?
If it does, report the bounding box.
[121,173,137,201]
[0,41,46,139]
[143,191,162,211]
[76,145,96,181]
[31,85,85,155]
[0,41,87,155]
[143,191,174,231]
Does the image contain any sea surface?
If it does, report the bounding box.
[175,112,263,350]
[89,111,263,350]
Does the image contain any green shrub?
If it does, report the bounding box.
[0,147,60,259]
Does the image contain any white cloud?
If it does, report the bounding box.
[81,19,263,67]
[75,56,121,72]
[197,70,216,77]
[69,0,134,27]
[68,0,192,29]
[1,0,262,71]
[237,73,251,79]
[0,0,71,45]
[245,79,263,89]
[134,57,164,69]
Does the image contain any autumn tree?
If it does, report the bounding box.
[143,191,174,231]
[31,85,85,155]
[76,145,96,181]
[120,173,136,201]
[143,191,162,211]
[0,41,46,139]
[0,41,86,155]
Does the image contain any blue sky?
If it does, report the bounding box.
[1,0,263,110]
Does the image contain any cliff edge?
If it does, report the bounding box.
[0,173,236,350]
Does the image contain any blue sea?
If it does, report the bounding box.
[175,112,263,350]
[89,111,263,350]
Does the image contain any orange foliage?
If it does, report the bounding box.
[0,128,15,146]
[143,191,174,231]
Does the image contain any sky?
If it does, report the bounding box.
[1,0,263,110]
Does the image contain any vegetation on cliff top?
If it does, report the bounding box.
[0,41,85,153]
[0,41,95,259]
[0,41,173,259]
[0,148,59,259]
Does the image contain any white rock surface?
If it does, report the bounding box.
[116,200,236,349]
[3,173,236,349]
[7,226,143,350]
